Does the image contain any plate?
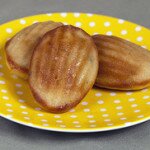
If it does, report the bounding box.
[0,12,150,133]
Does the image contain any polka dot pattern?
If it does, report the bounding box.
[6,28,13,33]
[89,22,95,27]
[118,19,125,24]
[0,12,149,132]
[104,22,110,27]
[75,22,82,27]
[106,31,113,35]
[137,36,143,42]
[20,19,26,25]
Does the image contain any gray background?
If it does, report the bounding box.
[0,0,150,150]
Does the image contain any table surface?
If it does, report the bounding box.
[0,0,150,150]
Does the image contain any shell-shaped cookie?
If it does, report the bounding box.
[29,25,98,113]
[5,21,63,76]
[93,34,150,90]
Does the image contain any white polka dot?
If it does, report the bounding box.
[89,120,96,123]
[104,22,110,27]
[84,108,90,112]
[75,22,82,27]
[35,107,41,111]
[70,115,77,118]
[7,109,13,112]
[90,124,96,128]
[146,102,150,105]
[74,13,80,17]
[100,108,107,112]
[6,28,13,33]
[1,89,7,93]
[107,123,113,126]
[102,114,109,117]
[126,92,133,95]
[63,22,68,25]
[114,100,121,103]
[137,115,144,118]
[0,72,4,76]
[120,117,127,120]
[18,99,25,103]
[59,125,66,128]
[5,103,12,107]
[131,104,138,107]
[37,113,44,116]
[16,91,23,95]
[22,111,28,114]
[106,31,112,36]
[20,19,26,24]
[81,101,88,106]
[95,93,102,97]
[135,26,141,31]
[110,92,116,96]
[43,123,49,126]
[121,30,127,35]
[2,96,9,100]
[117,112,124,116]
[69,109,75,112]
[0,80,5,84]
[47,13,52,16]
[143,95,149,99]
[134,109,140,113]
[6,114,13,118]
[60,13,67,17]
[137,36,143,42]
[20,105,26,109]
[54,115,60,118]
[15,83,22,87]
[33,21,39,24]
[97,100,104,104]
[75,125,81,128]
[89,22,95,27]
[41,119,48,122]
[118,19,125,24]
[56,120,63,123]
[141,45,147,49]
[104,119,111,122]
[87,115,94,118]
[27,123,33,126]
[116,106,123,110]
[73,121,79,124]
[87,13,93,17]
[93,32,99,35]
[128,98,135,102]
[125,122,132,126]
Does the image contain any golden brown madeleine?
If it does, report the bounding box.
[5,21,63,77]
[93,34,150,90]
[29,25,98,113]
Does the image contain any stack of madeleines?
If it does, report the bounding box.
[5,21,150,113]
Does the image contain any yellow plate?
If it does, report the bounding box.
[0,12,150,133]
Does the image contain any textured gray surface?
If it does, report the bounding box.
[0,0,150,150]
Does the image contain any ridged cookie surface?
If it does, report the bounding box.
[5,21,63,75]
[93,34,150,90]
[29,25,98,113]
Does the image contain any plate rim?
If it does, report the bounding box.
[0,12,150,31]
[0,112,149,133]
[0,12,150,133]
